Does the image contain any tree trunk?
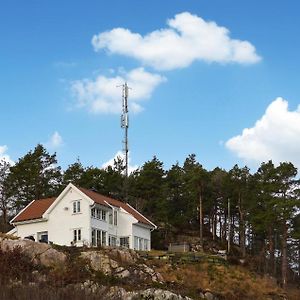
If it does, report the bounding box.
[222,211,227,243]
[213,209,217,240]
[199,189,203,249]
[268,226,275,276]
[238,192,246,258]
[298,239,300,278]
[281,221,288,288]
[0,196,8,225]
[218,213,222,240]
[212,209,217,241]
[260,243,266,274]
[227,198,231,254]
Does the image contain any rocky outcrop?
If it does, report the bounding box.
[0,238,66,267]
[79,282,193,300]
[127,288,194,300]
[131,263,164,282]
[109,247,139,264]
[81,250,164,283]
[81,251,119,275]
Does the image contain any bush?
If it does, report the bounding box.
[47,254,91,286]
[0,247,35,283]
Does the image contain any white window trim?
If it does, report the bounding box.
[73,228,82,243]
[91,228,107,247]
[72,200,81,214]
[91,206,107,222]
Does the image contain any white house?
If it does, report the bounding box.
[9,183,156,251]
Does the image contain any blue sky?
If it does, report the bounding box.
[1,0,300,172]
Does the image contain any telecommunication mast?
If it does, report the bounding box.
[120,82,129,177]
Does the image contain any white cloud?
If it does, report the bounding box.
[226,98,300,167]
[71,67,166,114]
[45,131,63,149]
[0,145,13,164]
[92,12,261,71]
[102,150,138,174]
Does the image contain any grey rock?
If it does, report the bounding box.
[122,288,193,300]
[115,269,130,278]
[0,238,66,267]
[81,251,119,275]
[205,292,215,300]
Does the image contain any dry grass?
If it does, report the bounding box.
[286,287,300,300]
[155,260,285,300]
[0,285,102,300]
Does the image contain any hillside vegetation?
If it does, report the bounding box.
[0,234,299,300]
[0,144,300,296]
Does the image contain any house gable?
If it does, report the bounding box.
[43,183,94,218]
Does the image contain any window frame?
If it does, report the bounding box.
[73,229,82,242]
[72,200,81,214]
[113,210,118,226]
[120,236,129,248]
[91,207,107,222]
[92,228,107,247]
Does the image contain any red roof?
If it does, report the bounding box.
[13,197,56,222]
[79,187,154,227]
[12,186,155,227]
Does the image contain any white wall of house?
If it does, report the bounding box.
[12,220,48,241]
[117,208,137,249]
[132,224,152,251]
[47,187,91,246]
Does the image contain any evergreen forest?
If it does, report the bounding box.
[1,144,300,288]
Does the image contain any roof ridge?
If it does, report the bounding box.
[35,197,56,201]
[78,186,125,203]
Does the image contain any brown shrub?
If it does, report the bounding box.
[47,254,91,287]
[0,247,35,284]
[0,285,102,300]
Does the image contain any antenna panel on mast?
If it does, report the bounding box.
[119,82,130,177]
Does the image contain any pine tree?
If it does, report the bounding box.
[0,159,11,226]
[63,159,85,186]
[6,144,62,210]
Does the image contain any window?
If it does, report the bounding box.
[73,229,81,242]
[38,231,48,244]
[92,228,107,247]
[134,236,138,250]
[92,229,96,246]
[114,210,118,226]
[144,239,149,251]
[120,237,129,248]
[96,208,101,219]
[109,235,117,247]
[91,207,107,221]
[91,208,96,218]
[102,210,106,221]
[96,229,101,246]
[73,201,81,213]
[109,212,113,224]
[102,231,106,245]
[133,237,150,251]
[139,238,143,250]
